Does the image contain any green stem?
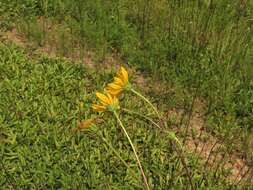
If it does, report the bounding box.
[166,131,182,150]
[100,133,139,181]
[130,88,160,119]
[101,135,129,169]
[113,111,150,190]
[122,108,161,129]
[172,141,195,190]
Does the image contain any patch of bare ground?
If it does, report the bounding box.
[166,103,252,185]
[2,23,126,71]
[3,24,150,85]
[3,28,26,47]
[1,16,145,76]
[1,18,92,67]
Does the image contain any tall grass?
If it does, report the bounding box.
[5,0,252,133]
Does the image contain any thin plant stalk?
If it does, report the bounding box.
[122,108,161,129]
[100,133,140,181]
[130,88,160,119]
[172,141,195,190]
[124,80,190,189]
[123,108,182,154]
[199,140,219,186]
[113,111,150,190]
[182,88,198,145]
[236,166,251,186]
[128,88,193,189]
[101,135,130,170]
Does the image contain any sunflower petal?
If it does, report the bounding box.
[106,92,113,104]
[96,92,109,104]
[107,82,122,90]
[92,104,106,112]
[106,88,122,96]
[113,77,124,86]
[120,67,128,83]
[113,96,119,105]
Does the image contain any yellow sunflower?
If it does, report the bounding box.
[106,66,130,96]
[92,91,119,112]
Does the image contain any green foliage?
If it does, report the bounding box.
[1,43,248,189]
[1,0,253,189]
[3,0,252,131]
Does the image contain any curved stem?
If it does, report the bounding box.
[113,111,150,190]
[99,133,139,181]
[130,88,160,119]
[122,108,161,129]
[101,135,130,169]
[172,141,195,190]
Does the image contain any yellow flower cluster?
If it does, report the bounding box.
[90,67,150,190]
[106,67,129,96]
[92,92,119,112]
[92,66,129,113]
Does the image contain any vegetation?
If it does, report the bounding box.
[0,0,252,189]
